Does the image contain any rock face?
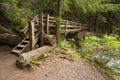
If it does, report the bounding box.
[0,33,21,46]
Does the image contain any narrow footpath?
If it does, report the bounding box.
[0,45,113,80]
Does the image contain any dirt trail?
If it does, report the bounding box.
[0,45,113,80]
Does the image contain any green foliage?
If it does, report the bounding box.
[62,0,71,12]
[81,34,120,80]
[103,34,120,49]
[0,0,120,36]
[35,44,39,49]
[0,26,12,33]
[60,36,80,58]
[39,53,48,59]
[28,53,48,69]
[29,58,42,69]
[74,0,120,13]
[55,17,64,27]
[0,0,32,29]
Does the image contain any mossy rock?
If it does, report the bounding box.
[0,33,21,46]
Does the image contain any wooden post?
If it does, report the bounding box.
[29,21,34,50]
[79,23,82,30]
[74,23,76,30]
[38,12,44,47]
[46,14,49,34]
[65,20,68,35]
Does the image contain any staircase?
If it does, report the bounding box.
[11,32,40,55]
[11,36,30,55]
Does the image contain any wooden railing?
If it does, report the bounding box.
[21,13,88,35]
[21,12,88,50]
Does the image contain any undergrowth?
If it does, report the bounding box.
[81,33,120,80]
[28,53,48,69]
[60,36,81,58]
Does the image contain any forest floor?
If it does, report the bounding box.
[0,45,114,80]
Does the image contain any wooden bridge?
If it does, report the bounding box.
[11,12,88,55]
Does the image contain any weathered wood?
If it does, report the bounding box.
[79,23,82,30]
[29,21,34,50]
[49,20,56,23]
[38,12,44,47]
[74,23,76,30]
[16,46,54,69]
[31,15,39,22]
[46,14,49,34]
[65,20,68,35]
[49,16,55,20]
[44,34,56,46]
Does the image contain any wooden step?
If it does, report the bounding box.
[11,49,22,55]
[17,45,26,48]
[22,40,29,43]
[11,31,39,55]
[25,37,30,41]
[11,36,30,55]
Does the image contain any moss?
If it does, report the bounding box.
[0,26,12,34]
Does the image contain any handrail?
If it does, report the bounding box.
[21,13,88,35]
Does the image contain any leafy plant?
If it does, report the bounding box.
[28,53,48,69]
[81,34,120,80]
[60,36,80,58]
[35,44,39,49]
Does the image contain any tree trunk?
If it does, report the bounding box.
[95,13,99,33]
[56,0,62,44]
[107,11,113,34]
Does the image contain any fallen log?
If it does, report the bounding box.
[16,46,54,69]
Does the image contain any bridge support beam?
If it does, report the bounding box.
[39,12,44,47]
[46,14,50,34]
[65,20,68,35]
[29,21,35,50]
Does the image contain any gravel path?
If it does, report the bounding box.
[0,45,113,80]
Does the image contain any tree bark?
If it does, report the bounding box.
[56,0,62,44]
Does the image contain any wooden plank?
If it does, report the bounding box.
[60,25,65,28]
[46,14,49,34]
[74,23,76,30]
[67,25,75,28]
[49,20,56,23]
[38,12,44,47]
[67,29,80,32]
[21,25,29,34]
[34,32,40,43]
[31,15,39,22]
[29,21,35,50]
[79,23,82,30]
[49,16,55,20]
[47,23,56,28]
